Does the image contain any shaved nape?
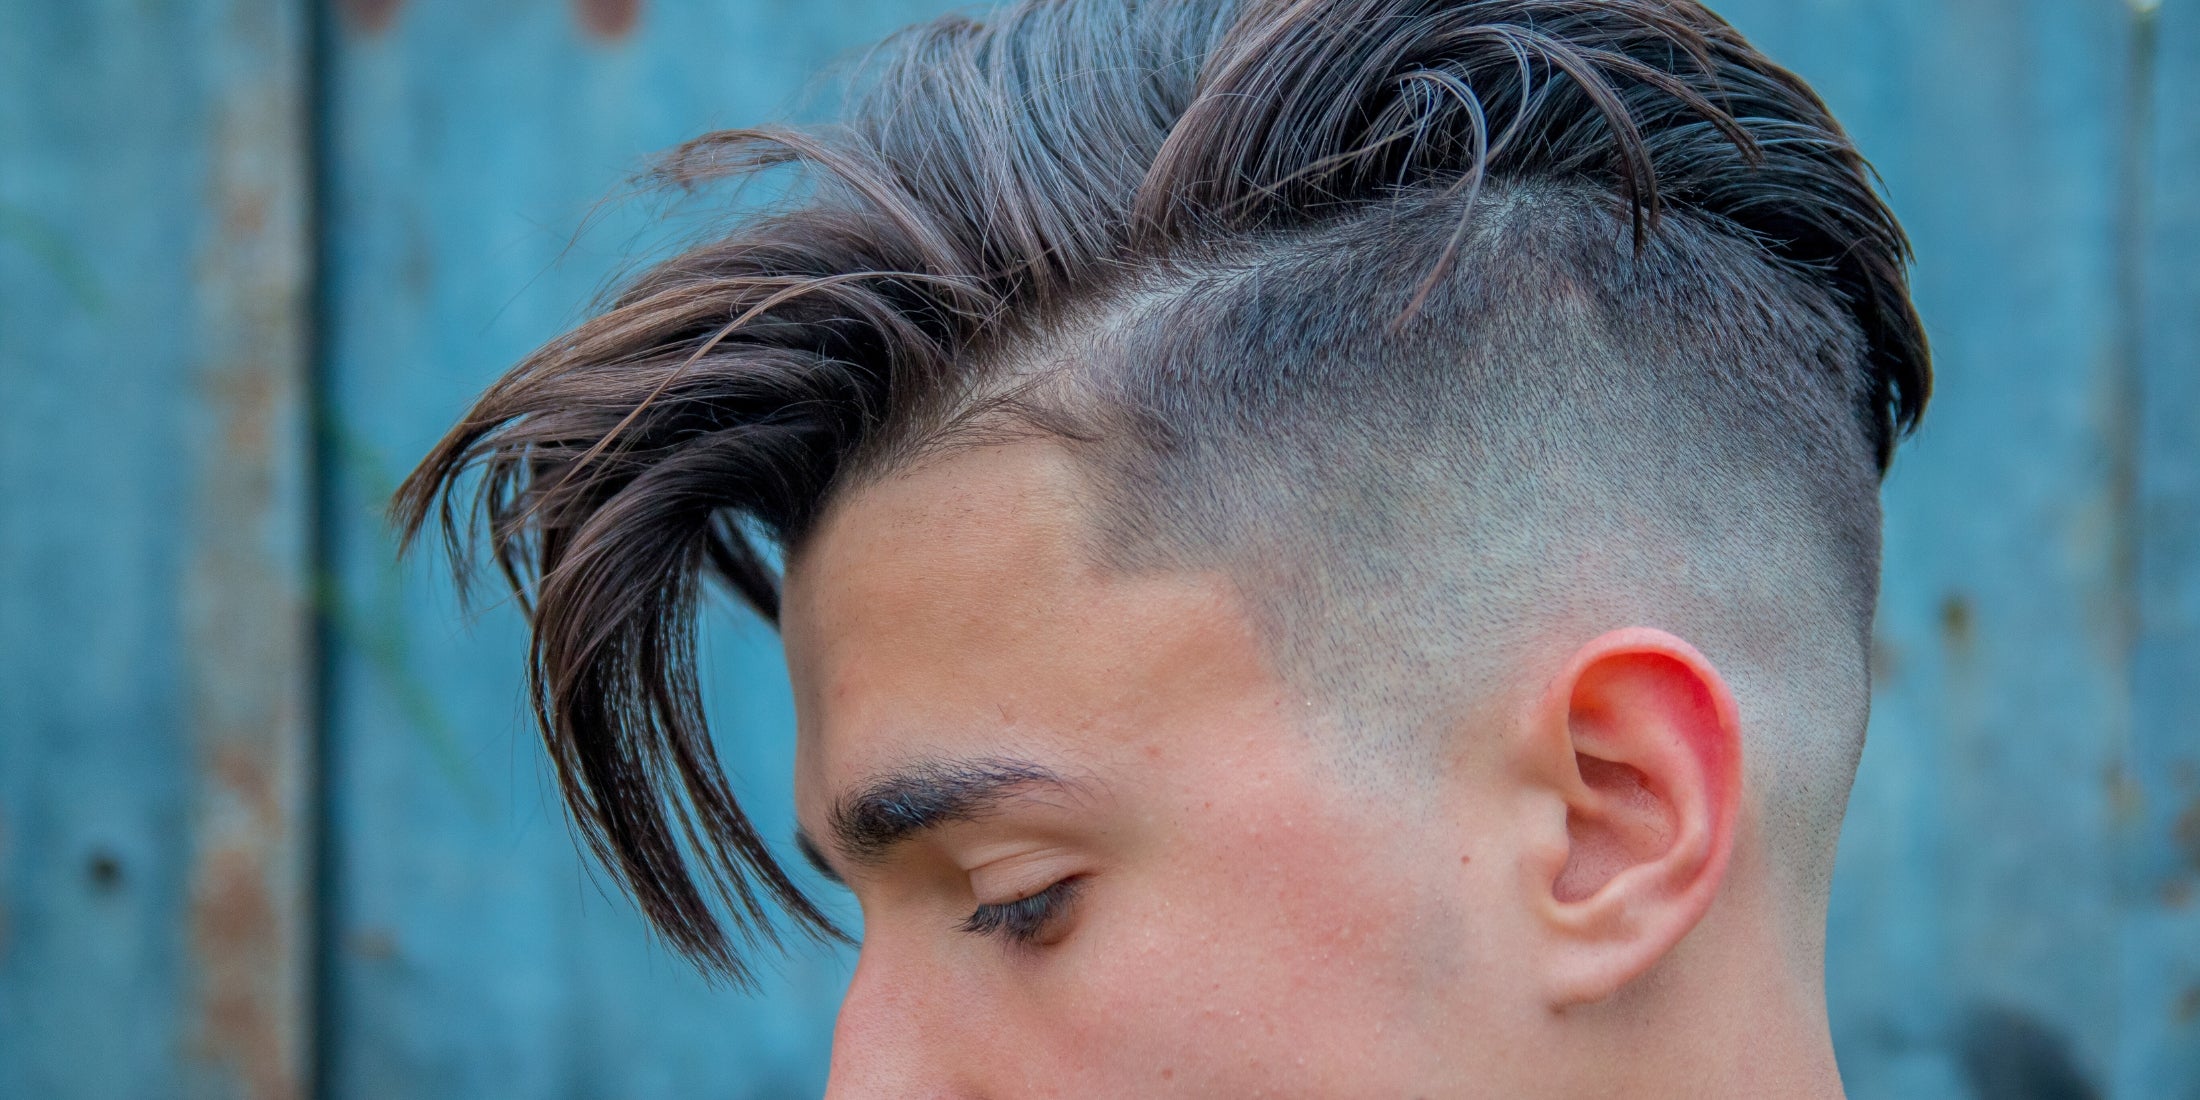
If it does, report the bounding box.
[393,0,1927,980]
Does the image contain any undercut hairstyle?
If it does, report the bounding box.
[396,0,1929,981]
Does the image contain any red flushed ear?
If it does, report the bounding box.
[1516,627,1744,1009]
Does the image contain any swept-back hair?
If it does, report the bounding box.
[394,0,1927,981]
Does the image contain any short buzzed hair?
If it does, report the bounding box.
[396,0,1929,981]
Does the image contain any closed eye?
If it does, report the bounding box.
[959,877,1083,945]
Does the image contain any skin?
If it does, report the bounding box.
[784,441,1848,1098]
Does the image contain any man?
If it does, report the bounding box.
[397,0,1929,1094]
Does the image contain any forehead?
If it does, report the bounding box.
[780,443,1291,812]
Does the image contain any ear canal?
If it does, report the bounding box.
[1553,755,1672,904]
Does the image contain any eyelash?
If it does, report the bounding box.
[959,877,1082,945]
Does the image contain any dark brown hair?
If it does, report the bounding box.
[394,0,1928,981]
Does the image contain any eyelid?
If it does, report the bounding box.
[961,846,1086,905]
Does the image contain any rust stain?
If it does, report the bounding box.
[190,845,297,1100]
[2175,797,2200,872]
[185,13,308,1100]
[2179,985,2200,1025]
[222,189,269,241]
[1938,592,1974,655]
[575,0,643,39]
[206,349,278,455]
[2165,879,2195,910]
[338,0,404,35]
[210,744,282,829]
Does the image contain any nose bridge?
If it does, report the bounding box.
[824,939,959,1099]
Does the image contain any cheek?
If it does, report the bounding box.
[1029,790,1469,1095]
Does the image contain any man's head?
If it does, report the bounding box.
[398,0,1927,1093]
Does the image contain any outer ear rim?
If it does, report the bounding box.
[1527,626,1745,1008]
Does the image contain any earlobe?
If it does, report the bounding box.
[1525,627,1743,1008]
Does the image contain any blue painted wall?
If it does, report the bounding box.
[2,0,2194,1097]
[2,0,314,1096]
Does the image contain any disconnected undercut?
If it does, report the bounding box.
[396,0,1929,981]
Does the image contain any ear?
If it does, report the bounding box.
[1517,627,1743,1008]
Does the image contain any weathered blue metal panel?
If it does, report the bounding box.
[315,2,933,1096]
[0,0,314,1098]
[1714,1,2169,1095]
[2124,0,2200,1093]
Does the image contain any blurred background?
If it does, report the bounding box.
[1,0,2195,1097]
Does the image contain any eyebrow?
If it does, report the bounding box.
[795,756,1072,881]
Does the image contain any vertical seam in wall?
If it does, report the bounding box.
[2118,5,2162,599]
[303,0,339,1094]
[2110,0,2159,828]
[2106,31,2162,1093]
